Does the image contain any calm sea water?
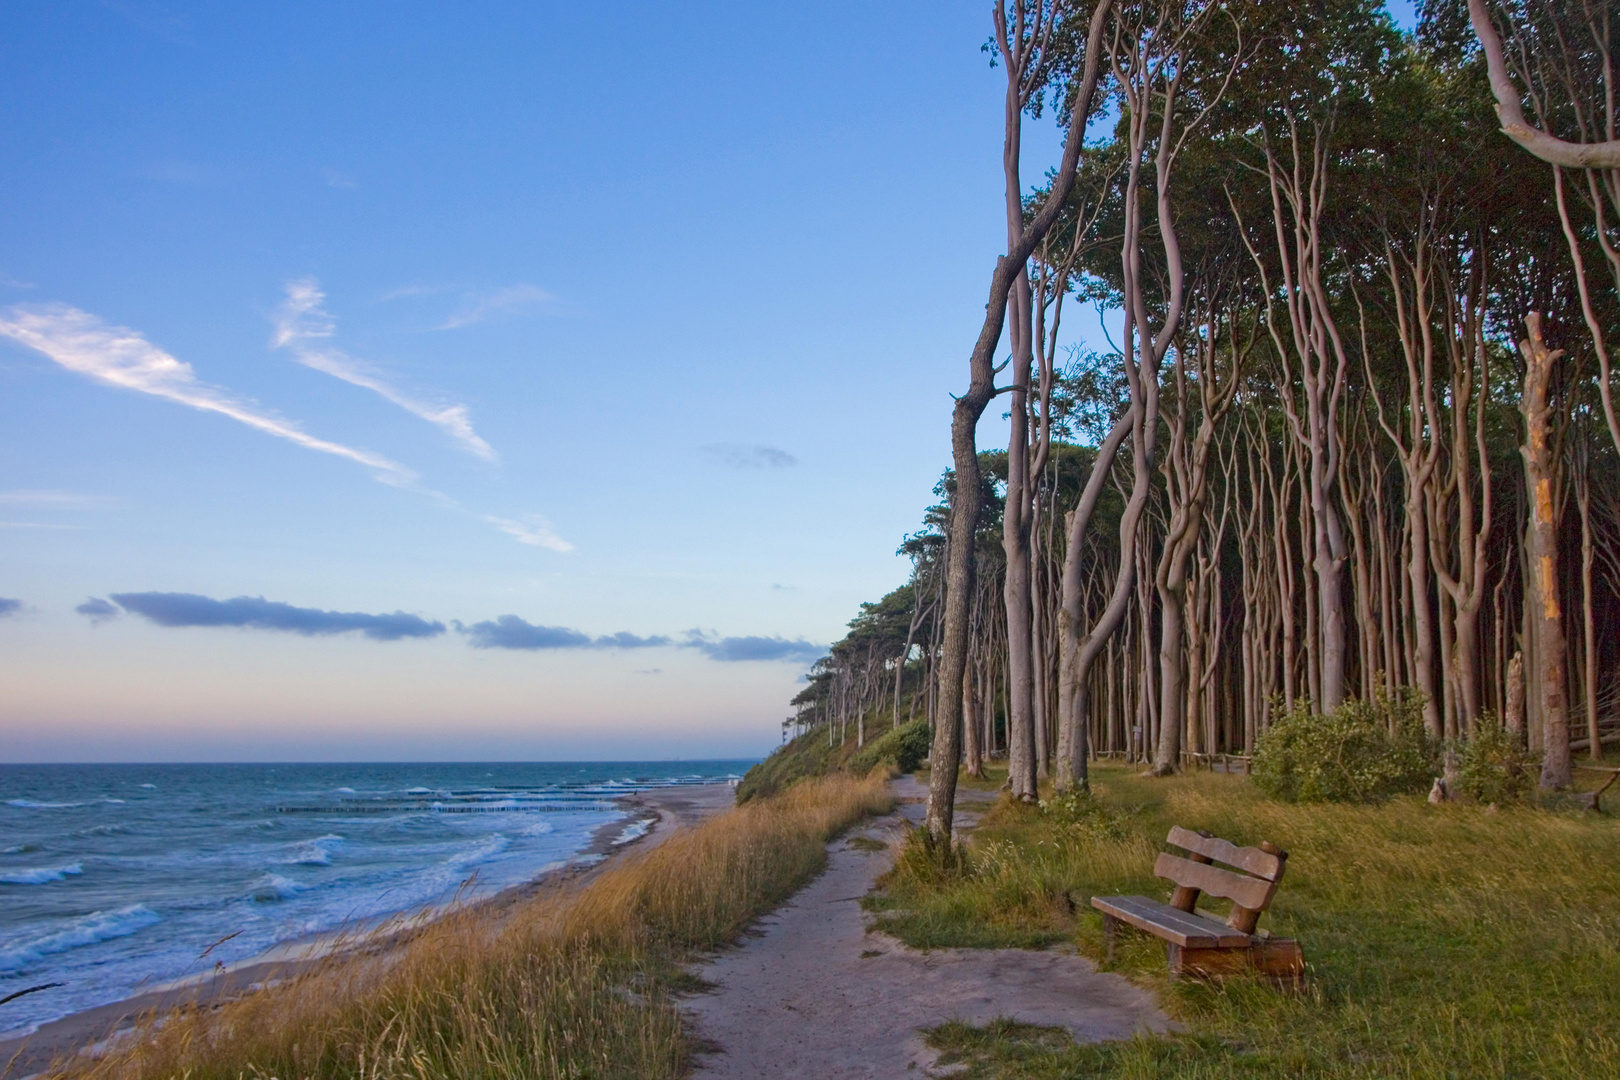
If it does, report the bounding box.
[0,761,751,1036]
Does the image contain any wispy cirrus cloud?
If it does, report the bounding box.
[438,285,555,330]
[0,303,411,484]
[273,279,497,461]
[700,443,796,468]
[484,515,573,553]
[109,592,445,641]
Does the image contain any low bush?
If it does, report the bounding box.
[1251,688,1435,803]
[850,717,931,775]
[1455,712,1538,804]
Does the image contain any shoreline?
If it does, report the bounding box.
[0,781,737,1080]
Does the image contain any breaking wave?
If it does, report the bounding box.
[0,863,83,885]
[0,905,161,974]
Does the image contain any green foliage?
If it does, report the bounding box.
[1456,713,1539,805]
[1037,788,1132,843]
[850,718,931,775]
[1251,689,1436,804]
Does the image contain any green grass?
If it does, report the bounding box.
[871,762,1620,1079]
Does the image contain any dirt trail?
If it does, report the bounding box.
[682,778,1170,1078]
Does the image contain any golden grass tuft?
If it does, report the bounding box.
[47,772,891,1080]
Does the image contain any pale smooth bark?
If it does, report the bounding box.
[1150,307,1242,775]
[926,0,1111,849]
[1467,0,1620,169]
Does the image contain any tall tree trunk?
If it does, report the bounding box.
[1576,442,1601,760]
[1519,313,1572,790]
[925,1,1111,850]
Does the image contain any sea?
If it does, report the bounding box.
[0,760,753,1037]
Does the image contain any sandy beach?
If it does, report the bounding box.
[0,782,737,1080]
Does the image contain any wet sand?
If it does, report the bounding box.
[0,782,737,1080]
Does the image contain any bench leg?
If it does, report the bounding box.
[1168,940,1306,988]
[1103,914,1118,963]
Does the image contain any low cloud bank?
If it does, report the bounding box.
[75,597,119,624]
[463,616,821,663]
[86,592,820,661]
[460,615,670,651]
[681,631,824,663]
[109,592,445,641]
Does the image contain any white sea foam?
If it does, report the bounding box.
[251,874,307,902]
[447,833,510,871]
[0,904,161,973]
[0,863,83,885]
[335,787,356,794]
[612,819,652,845]
[274,834,343,866]
[77,823,131,838]
[2,843,43,854]
[5,799,86,809]
[519,820,554,836]
[140,783,157,789]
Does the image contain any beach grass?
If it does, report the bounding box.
[875,762,1620,1079]
[41,772,892,1080]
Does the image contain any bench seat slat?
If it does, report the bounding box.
[1153,853,1278,913]
[1091,895,1255,948]
[1166,826,1284,881]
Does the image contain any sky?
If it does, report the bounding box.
[0,1,1419,763]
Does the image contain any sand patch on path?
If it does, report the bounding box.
[683,780,1170,1078]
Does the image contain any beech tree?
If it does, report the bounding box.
[795,0,1620,801]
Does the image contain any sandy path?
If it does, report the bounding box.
[682,779,1170,1078]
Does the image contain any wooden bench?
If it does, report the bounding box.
[1092,826,1304,986]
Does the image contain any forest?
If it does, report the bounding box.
[784,0,1620,845]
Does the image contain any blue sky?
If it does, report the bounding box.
[0,1,1418,762]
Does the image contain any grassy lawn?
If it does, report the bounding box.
[873,762,1620,1079]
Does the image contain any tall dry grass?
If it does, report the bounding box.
[47,772,891,1080]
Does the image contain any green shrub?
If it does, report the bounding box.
[849,718,932,775]
[1037,788,1131,842]
[1252,688,1435,803]
[1456,713,1537,804]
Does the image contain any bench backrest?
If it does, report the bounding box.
[1155,826,1287,935]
